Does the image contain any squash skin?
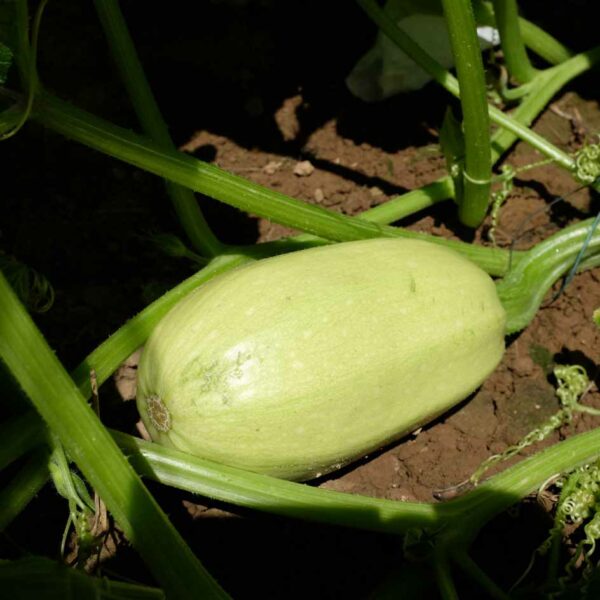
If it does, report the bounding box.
[137,238,506,481]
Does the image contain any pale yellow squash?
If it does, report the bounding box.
[137,238,506,480]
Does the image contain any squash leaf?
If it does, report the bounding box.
[346,0,497,101]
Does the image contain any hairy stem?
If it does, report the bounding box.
[441,0,492,226]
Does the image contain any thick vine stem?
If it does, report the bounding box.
[6,408,600,544]
[355,0,577,170]
[497,217,600,333]
[441,0,492,227]
[116,424,600,547]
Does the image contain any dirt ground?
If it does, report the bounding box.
[2,1,600,598]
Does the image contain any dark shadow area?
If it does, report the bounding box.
[512,177,590,224]
[463,496,552,597]
[299,153,411,197]
[553,347,600,386]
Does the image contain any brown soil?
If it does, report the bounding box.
[2,1,600,598]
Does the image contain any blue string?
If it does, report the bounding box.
[551,206,600,302]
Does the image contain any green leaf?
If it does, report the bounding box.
[0,42,12,84]
[439,106,465,203]
[346,0,496,100]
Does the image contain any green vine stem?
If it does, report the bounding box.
[489,47,600,163]
[113,425,600,542]
[12,0,33,80]
[0,272,228,600]
[340,45,599,219]
[359,178,454,225]
[473,0,573,65]
[441,427,600,547]
[0,448,49,532]
[3,46,595,269]
[0,104,22,137]
[355,0,578,170]
[235,179,456,258]
[497,217,600,333]
[7,409,600,545]
[491,0,536,83]
[3,5,581,240]
[515,17,572,65]
[92,0,223,257]
[441,0,492,227]
[29,93,511,274]
[112,430,438,533]
[433,549,460,600]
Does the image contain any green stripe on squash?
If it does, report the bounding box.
[137,238,506,481]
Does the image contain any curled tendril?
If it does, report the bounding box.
[560,488,596,523]
[470,364,592,485]
[537,460,600,589]
[554,365,590,407]
[573,144,600,185]
[488,164,515,245]
[583,513,600,554]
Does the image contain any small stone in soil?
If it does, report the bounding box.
[293,160,315,177]
[263,160,283,175]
